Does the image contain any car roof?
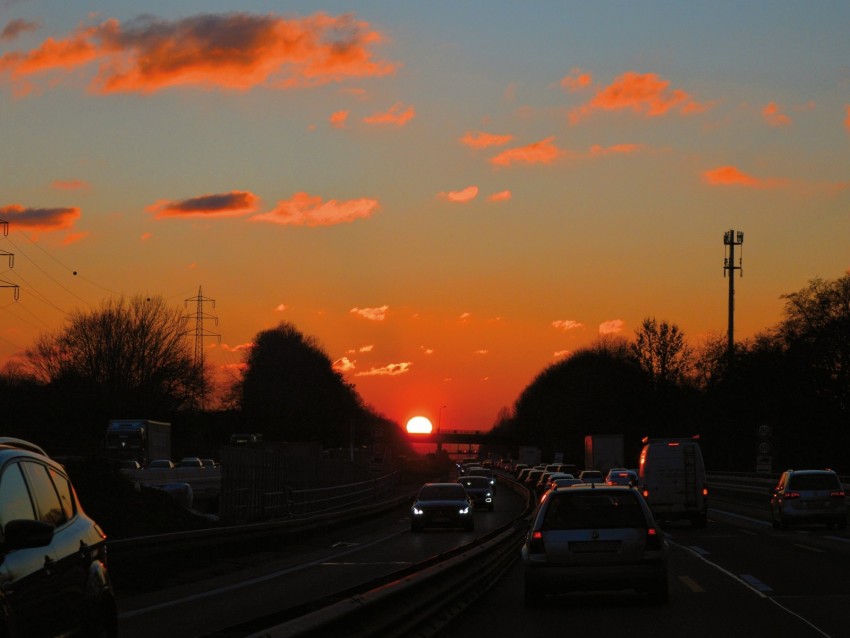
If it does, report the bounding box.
[0,437,48,456]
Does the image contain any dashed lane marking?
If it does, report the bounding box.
[678,576,705,593]
[740,574,773,592]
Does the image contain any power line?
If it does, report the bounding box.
[184,286,220,410]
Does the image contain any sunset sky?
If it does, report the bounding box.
[1,2,848,432]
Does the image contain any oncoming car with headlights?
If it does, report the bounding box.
[457,475,495,511]
[410,482,474,532]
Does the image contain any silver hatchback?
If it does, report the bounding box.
[522,484,668,606]
[770,469,847,530]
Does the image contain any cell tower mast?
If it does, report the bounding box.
[723,229,744,369]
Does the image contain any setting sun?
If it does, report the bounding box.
[406,416,433,434]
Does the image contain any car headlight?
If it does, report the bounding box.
[459,506,470,515]
[412,507,424,516]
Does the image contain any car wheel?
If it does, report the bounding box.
[647,575,669,605]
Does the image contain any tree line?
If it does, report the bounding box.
[1,273,849,472]
[489,273,850,473]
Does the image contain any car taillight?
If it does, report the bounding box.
[529,530,545,554]
[702,486,709,497]
[642,488,650,499]
[645,527,663,551]
[784,491,801,499]
[830,491,845,498]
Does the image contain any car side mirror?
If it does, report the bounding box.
[3,519,54,551]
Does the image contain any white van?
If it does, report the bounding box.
[638,437,707,527]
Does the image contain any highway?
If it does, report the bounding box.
[113,480,850,638]
[440,505,850,637]
[115,484,528,637]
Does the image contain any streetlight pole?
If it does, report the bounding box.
[437,405,446,454]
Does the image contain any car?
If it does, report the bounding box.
[457,476,495,511]
[201,458,217,468]
[468,467,496,491]
[177,456,204,468]
[0,437,118,637]
[606,469,638,486]
[119,459,141,470]
[551,477,583,489]
[522,484,669,606]
[578,470,605,484]
[770,469,848,530]
[410,482,474,532]
[148,459,175,469]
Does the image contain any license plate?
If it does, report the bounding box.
[570,541,620,553]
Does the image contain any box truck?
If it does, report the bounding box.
[638,436,707,527]
[105,419,171,466]
[583,434,625,474]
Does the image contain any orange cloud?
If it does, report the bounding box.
[332,357,356,372]
[362,101,415,126]
[599,319,624,335]
[488,190,512,202]
[330,110,349,128]
[845,105,850,131]
[459,131,514,149]
[560,67,592,92]
[489,137,562,167]
[140,232,153,241]
[569,72,708,123]
[220,342,254,352]
[1,19,41,42]
[439,186,478,203]
[552,319,583,331]
[762,102,792,127]
[61,231,88,245]
[355,361,411,377]
[148,191,259,219]
[0,204,80,231]
[0,13,397,94]
[251,192,378,226]
[587,143,642,157]
[350,305,388,321]
[702,165,787,189]
[51,179,90,191]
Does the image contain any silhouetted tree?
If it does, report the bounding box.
[20,294,198,452]
[236,322,367,446]
[631,317,693,388]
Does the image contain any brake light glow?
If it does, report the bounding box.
[702,487,709,497]
[642,488,650,499]
[667,442,680,447]
[529,530,545,554]
[783,491,800,499]
[830,491,845,498]
[645,527,663,551]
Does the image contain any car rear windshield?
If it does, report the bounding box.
[458,477,490,488]
[542,492,647,530]
[788,474,841,490]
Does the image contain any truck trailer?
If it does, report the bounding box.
[583,434,625,474]
[105,419,171,467]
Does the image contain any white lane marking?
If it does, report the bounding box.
[824,535,850,543]
[740,573,773,592]
[673,541,833,638]
[687,545,710,556]
[118,527,410,619]
[794,543,825,553]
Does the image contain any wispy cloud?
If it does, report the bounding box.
[559,67,592,92]
[251,192,378,226]
[459,131,513,149]
[599,319,624,335]
[762,102,792,127]
[332,357,356,372]
[439,186,478,203]
[587,144,642,157]
[329,110,349,128]
[274,303,287,312]
[147,191,259,219]
[552,319,583,331]
[489,137,562,167]
[51,179,90,191]
[355,361,411,376]
[845,104,850,132]
[702,165,787,189]
[350,305,388,321]
[1,18,40,42]
[0,12,397,95]
[0,204,80,231]
[488,190,511,202]
[362,101,415,126]
[569,72,709,124]
[220,342,254,352]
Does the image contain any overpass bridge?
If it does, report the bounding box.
[406,429,514,448]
